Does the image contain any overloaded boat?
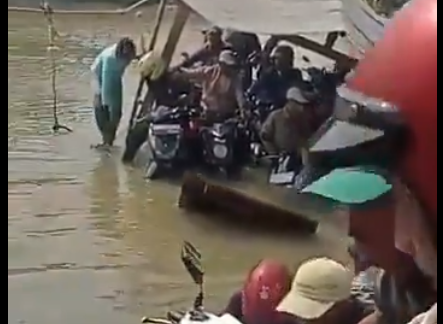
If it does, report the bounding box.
[120,0,357,232]
[123,0,357,173]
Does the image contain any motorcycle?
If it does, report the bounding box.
[200,116,248,178]
[123,71,201,165]
[142,105,201,179]
[141,242,242,324]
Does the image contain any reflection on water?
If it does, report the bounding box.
[8,7,347,324]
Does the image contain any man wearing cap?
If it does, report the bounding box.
[277,258,366,324]
[248,45,303,108]
[177,26,229,68]
[260,87,312,165]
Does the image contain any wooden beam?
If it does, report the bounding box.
[160,1,191,66]
[128,0,168,127]
[282,34,358,69]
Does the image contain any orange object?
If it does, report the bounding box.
[348,0,437,224]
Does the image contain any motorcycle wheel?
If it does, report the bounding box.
[145,160,159,180]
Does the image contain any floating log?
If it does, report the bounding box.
[178,172,318,235]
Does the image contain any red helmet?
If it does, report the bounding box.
[242,259,291,322]
[348,0,437,224]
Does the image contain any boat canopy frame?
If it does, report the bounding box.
[128,0,357,128]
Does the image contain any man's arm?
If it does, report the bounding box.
[176,66,210,84]
[178,47,209,68]
[247,70,269,96]
[234,76,247,115]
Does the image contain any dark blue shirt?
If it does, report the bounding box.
[248,68,304,107]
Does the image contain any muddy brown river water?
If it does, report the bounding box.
[8,6,349,324]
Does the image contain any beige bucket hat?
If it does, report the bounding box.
[277,258,353,319]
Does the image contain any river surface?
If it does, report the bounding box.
[8,6,348,324]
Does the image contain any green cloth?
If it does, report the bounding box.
[301,167,392,204]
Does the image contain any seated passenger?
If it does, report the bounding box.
[248,45,303,108]
[175,50,247,121]
[260,87,312,171]
[177,26,229,68]
[221,259,292,324]
[277,258,366,324]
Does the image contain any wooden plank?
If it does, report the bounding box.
[160,1,191,65]
[282,34,357,68]
[136,1,191,119]
[128,0,168,128]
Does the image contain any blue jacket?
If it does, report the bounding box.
[91,44,130,111]
[248,68,303,107]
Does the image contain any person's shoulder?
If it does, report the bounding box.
[222,290,243,319]
[267,109,284,122]
[101,44,118,58]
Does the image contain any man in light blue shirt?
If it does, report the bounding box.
[91,37,136,148]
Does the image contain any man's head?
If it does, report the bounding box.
[301,172,436,289]
[116,37,136,62]
[283,87,310,120]
[272,45,294,71]
[218,50,239,76]
[277,258,353,321]
[203,26,223,48]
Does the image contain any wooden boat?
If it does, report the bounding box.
[121,0,388,233]
[125,0,358,168]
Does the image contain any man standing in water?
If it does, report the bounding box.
[91,37,137,149]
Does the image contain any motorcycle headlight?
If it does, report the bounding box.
[213,144,228,159]
[148,128,180,158]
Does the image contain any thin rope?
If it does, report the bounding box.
[41,2,72,133]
